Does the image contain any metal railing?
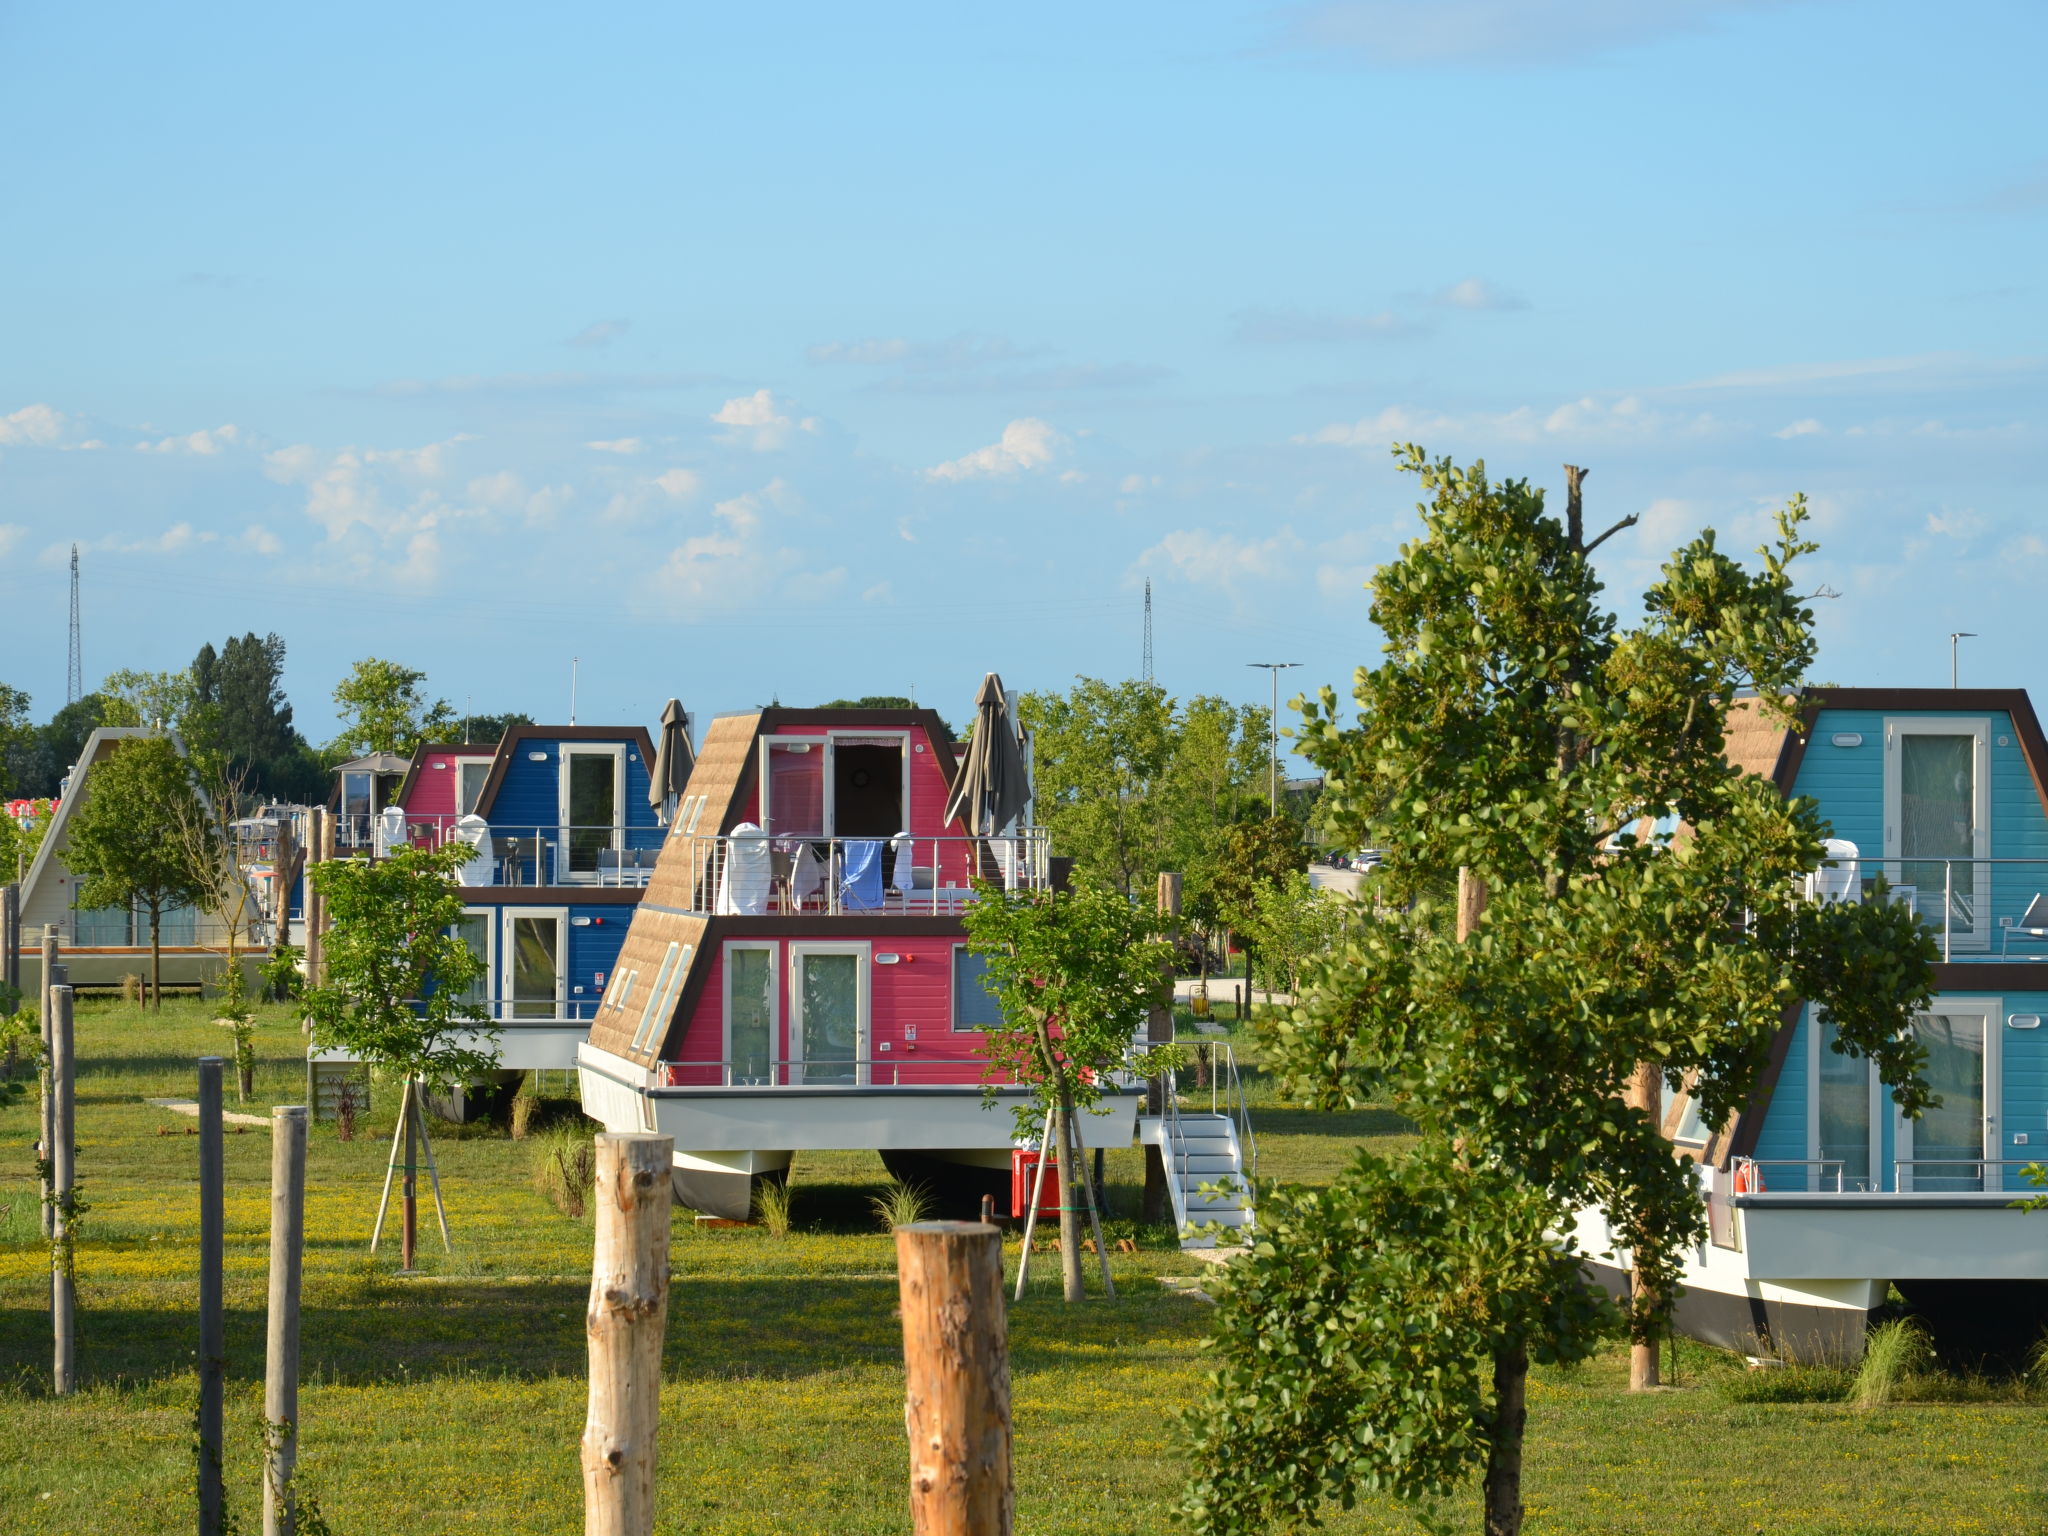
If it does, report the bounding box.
[1730,1153,2042,1194]
[656,1055,1031,1089]
[1802,854,2048,962]
[659,831,1051,917]
[333,816,660,887]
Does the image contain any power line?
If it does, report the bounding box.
[66,544,82,704]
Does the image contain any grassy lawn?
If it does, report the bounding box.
[0,998,2042,1533]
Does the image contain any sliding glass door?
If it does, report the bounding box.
[562,747,622,881]
[790,944,866,1085]
[1887,719,1990,950]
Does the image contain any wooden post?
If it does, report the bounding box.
[198,1057,226,1535]
[40,932,58,1240]
[1625,1061,1663,1390]
[50,984,75,1396]
[1143,873,1181,1225]
[402,1078,418,1273]
[895,1221,1013,1536]
[1457,866,1488,943]
[582,1132,675,1536]
[303,808,326,997]
[262,1105,309,1536]
[2,881,18,998]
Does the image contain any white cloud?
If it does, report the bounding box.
[566,319,630,349]
[1135,527,1306,601]
[807,334,1028,370]
[586,437,645,455]
[650,479,843,610]
[1774,418,1824,438]
[1925,509,1985,541]
[1300,394,1722,448]
[240,525,283,556]
[711,389,818,450]
[1234,307,1422,344]
[863,580,894,603]
[59,522,218,559]
[136,423,244,455]
[0,403,68,446]
[1435,277,1527,310]
[0,524,23,557]
[262,435,472,562]
[655,469,700,501]
[926,418,1063,481]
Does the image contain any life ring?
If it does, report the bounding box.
[1731,1161,1765,1194]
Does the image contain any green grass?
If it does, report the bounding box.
[1,998,2044,1534]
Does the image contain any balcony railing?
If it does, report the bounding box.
[1803,854,2048,962]
[660,831,1050,917]
[1730,1154,2043,1195]
[331,814,661,887]
[658,1055,1010,1089]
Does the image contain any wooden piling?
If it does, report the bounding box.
[262,1106,309,1536]
[50,984,75,1396]
[895,1221,1013,1536]
[197,1057,226,1535]
[582,1133,675,1536]
[40,932,57,1240]
[1143,874,1180,1225]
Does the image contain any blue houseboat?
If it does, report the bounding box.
[1580,687,2048,1359]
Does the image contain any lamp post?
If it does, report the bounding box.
[1246,663,1302,815]
[1950,633,1976,689]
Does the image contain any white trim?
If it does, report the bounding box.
[1884,716,1992,951]
[949,941,1002,1032]
[1805,1005,1882,1192]
[457,905,498,1009]
[503,907,568,1020]
[454,754,495,817]
[788,941,870,1086]
[559,743,625,883]
[827,728,913,838]
[634,941,684,1053]
[721,940,779,1085]
[758,731,914,838]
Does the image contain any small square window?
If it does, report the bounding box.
[952,947,1004,1030]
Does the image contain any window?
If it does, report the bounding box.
[952,946,1004,1030]
[1671,1093,1712,1146]
[457,759,492,816]
[1885,717,1991,950]
[634,942,682,1052]
[561,745,624,880]
[725,944,776,1083]
[451,911,492,1007]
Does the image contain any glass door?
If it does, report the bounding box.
[507,912,564,1019]
[1899,1006,1996,1190]
[562,748,622,881]
[725,944,776,1084]
[1813,1011,1878,1192]
[453,910,493,1011]
[790,945,865,1085]
[1887,719,1989,950]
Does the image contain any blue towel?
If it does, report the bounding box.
[840,839,884,911]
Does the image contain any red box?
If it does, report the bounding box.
[1010,1149,1060,1220]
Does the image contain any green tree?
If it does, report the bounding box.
[1236,869,1348,998]
[302,843,497,1250]
[64,736,211,1009]
[457,710,533,744]
[1019,678,1268,900]
[190,632,312,797]
[1206,814,1309,993]
[8,693,121,798]
[963,880,1175,1300]
[0,684,31,798]
[330,658,457,757]
[1183,450,1938,1536]
[1,797,55,884]
[100,667,197,733]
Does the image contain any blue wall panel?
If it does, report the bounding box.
[1753,1007,1811,1167]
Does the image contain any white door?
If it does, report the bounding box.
[1897,1001,1999,1191]
[789,943,867,1086]
[505,909,567,1019]
[1885,718,1991,951]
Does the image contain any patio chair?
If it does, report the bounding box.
[2000,894,2048,957]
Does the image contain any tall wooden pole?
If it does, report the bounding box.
[197,1057,226,1536]
[1626,1061,1664,1390]
[1456,866,1488,943]
[40,931,58,1239]
[263,1105,309,1536]
[50,983,75,1396]
[303,808,326,998]
[895,1221,1013,1536]
[582,1132,675,1536]
[2,881,18,998]
[401,1079,418,1273]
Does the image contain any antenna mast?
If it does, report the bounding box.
[67,544,83,704]
[1142,580,1154,684]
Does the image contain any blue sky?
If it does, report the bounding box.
[1,0,2042,751]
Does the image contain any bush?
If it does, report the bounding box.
[1854,1320,1934,1408]
[869,1179,930,1232]
[532,1124,595,1219]
[754,1177,794,1236]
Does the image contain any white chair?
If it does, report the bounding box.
[1805,839,1859,904]
[2001,894,2048,957]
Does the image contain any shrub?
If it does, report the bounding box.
[755,1177,794,1237]
[532,1124,595,1219]
[1853,1320,1933,1408]
[869,1178,930,1232]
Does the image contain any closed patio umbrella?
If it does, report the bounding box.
[944,673,1029,836]
[648,698,694,826]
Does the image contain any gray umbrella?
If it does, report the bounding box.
[944,673,1030,835]
[648,699,695,825]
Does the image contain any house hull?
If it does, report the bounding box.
[578,1040,1139,1217]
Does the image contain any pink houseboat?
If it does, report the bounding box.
[571,700,1235,1222]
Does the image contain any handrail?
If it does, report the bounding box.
[659,831,1052,917]
[1730,1153,2040,1194]
[653,1055,1120,1090]
[1798,853,2048,961]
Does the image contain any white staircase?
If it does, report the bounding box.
[1163,1111,1254,1249]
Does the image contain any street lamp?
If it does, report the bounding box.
[1950,633,1976,689]
[1247,663,1302,815]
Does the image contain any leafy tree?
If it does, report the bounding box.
[457,710,533,744]
[0,684,31,798]
[1235,869,1348,998]
[1206,814,1309,991]
[817,696,953,736]
[330,658,457,757]
[101,667,197,732]
[302,843,497,1250]
[6,693,121,798]
[1184,450,1939,1536]
[1,798,55,884]
[189,632,312,797]
[963,880,1175,1300]
[63,736,211,1009]
[1018,678,1269,900]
